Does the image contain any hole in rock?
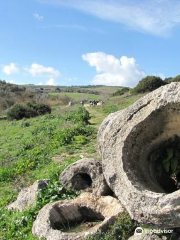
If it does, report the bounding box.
[123,105,180,193]
[71,173,92,190]
[51,205,104,233]
[149,135,180,193]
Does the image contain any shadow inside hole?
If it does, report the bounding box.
[71,173,92,190]
[51,205,104,233]
[149,135,180,193]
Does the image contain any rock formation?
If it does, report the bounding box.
[59,158,111,196]
[98,83,180,227]
[32,192,124,240]
[7,179,49,211]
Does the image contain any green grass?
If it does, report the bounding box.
[84,92,145,127]
[49,92,101,101]
[80,86,124,94]
[109,92,145,110]
[0,107,99,239]
[0,92,145,240]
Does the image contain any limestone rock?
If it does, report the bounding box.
[98,83,180,227]
[32,192,124,240]
[59,158,111,196]
[7,179,49,211]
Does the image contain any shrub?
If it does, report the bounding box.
[36,180,77,208]
[55,124,94,146]
[164,77,173,83]
[171,75,180,82]
[65,107,91,124]
[112,87,130,96]
[87,212,138,240]
[34,103,51,115]
[73,135,88,145]
[165,75,180,84]
[7,103,51,120]
[7,104,27,120]
[131,76,166,94]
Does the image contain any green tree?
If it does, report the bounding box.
[113,87,130,96]
[7,103,51,120]
[165,75,180,83]
[131,76,166,94]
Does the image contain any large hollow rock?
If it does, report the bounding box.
[98,83,180,227]
[32,192,124,240]
[7,179,49,211]
[59,158,111,196]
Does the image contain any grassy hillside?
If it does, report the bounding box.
[25,84,123,95]
[0,106,99,239]
[80,86,123,94]
[49,91,101,102]
[0,84,146,240]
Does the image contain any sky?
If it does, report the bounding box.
[1,0,180,87]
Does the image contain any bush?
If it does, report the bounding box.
[113,87,130,96]
[55,124,94,146]
[65,107,91,124]
[164,77,173,83]
[171,75,180,82]
[7,103,51,120]
[36,180,77,208]
[165,75,180,83]
[87,212,138,240]
[131,76,166,94]
[7,104,27,120]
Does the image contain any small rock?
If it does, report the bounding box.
[59,158,111,196]
[7,179,50,211]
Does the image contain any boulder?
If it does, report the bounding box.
[32,192,124,240]
[59,158,111,196]
[7,179,49,211]
[98,83,180,227]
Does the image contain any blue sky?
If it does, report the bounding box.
[1,0,180,87]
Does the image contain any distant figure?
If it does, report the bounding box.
[89,100,99,107]
[68,101,73,107]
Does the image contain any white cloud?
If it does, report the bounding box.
[47,77,55,85]
[33,13,43,20]
[40,0,180,36]
[82,52,146,87]
[25,63,60,78]
[3,63,19,75]
[155,73,166,80]
[6,79,15,84]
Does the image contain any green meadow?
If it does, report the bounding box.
[0,87,146,240]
